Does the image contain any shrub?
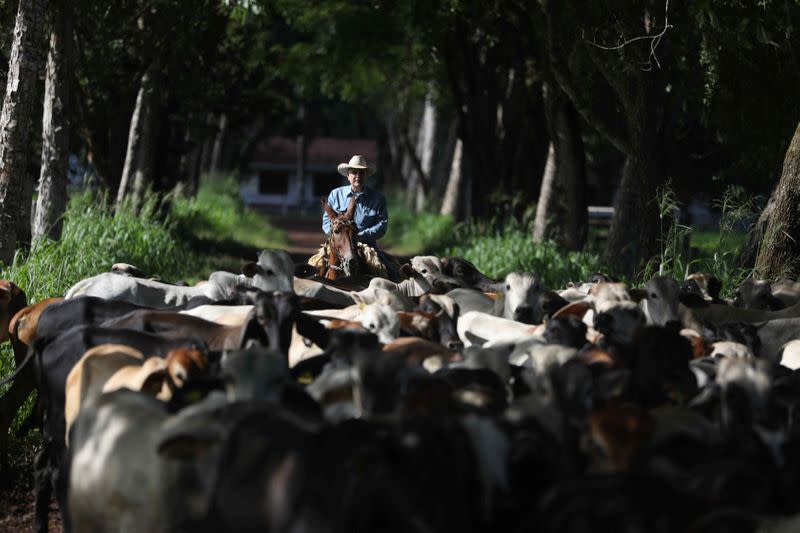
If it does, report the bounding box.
[2,189,198,304]
[443,229,602,289]
[170,173,286,250]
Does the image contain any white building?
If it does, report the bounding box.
[240,136,379,212]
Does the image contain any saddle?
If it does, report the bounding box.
[308,242,389,278]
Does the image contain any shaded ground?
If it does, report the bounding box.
[264,213,327,263]
[0,448,62,532]
[264,213,409,264]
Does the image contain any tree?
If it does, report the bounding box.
[0,0,44,265]
[116,63,157,210]
[428,1,549,218]
[532,81,587,250]
[754,123,800,279]
[33,0,71,241]
[539,0,681,274]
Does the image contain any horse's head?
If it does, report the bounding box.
[322,197,359,279]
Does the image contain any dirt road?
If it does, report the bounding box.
[265,213,406,264]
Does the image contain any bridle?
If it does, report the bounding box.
[326,217,358,277]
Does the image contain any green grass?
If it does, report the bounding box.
[692,230,747,259]
[2,190,199,303]
[383,202,456,255]
[443,229,602,289]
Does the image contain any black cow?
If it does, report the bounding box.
[440,256,497,291]
[32,325,206,532]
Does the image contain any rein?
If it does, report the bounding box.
[326,218,357,277]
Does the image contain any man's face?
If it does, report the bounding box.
[348,168,366,192]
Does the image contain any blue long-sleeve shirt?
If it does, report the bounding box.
[322,185,388,247]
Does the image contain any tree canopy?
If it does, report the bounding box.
[0,0,796,271]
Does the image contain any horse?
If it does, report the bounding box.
[319,196,362,281]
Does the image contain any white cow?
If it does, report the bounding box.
[457,311,541,347]
[66,249,295,308]
[447,272,546,324]
[180,304,254,326]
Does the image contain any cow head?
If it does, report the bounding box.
[441,256,496,291]
[241,249,295,293]
[640,276,682,328]
[544,315,588,349]
[240,290,300,356]
[418,294,462,351]
[734,277,784,310]
[496,272,545,324]
[0,280,26,343]
[357,303,400,344]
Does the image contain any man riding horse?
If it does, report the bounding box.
[319,155,400,282]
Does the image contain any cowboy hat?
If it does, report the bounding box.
[337,155,376,177]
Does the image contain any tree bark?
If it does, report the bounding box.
[738,191,774,270]
[0,0,44,265]
[533,82,588,249]
[440,138,463,218]
[754,122,800,279]
[533,142,556,243]
[130,68,158,208]
[33,0,71,242]
[198,112,215,177]
[116,64,156,210]
[415,92,436,211]
[605,150,664,276]
[209,112,227,174]
[432,115,458,199]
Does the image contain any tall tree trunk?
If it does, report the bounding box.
[440,138,463,218]
[209,112,227,173]
[198,112,215,177]
[433,116,458,199]
[603,80,667,275]
[738,190,775,270]
[533,83,587,249]
[33,0,71,242]
[415,92,436,211]
[116,64,155,210]
[533,143,556,243]
[295,101,308,212]
[0,0,44,265]
[604,149,663,276]
[754,122,800,278]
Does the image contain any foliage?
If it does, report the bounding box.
[383,199,455,255]
[442,227,601,289]
[639,184,756,296]
[1,190,197,304]
[171,173,287,251]
[0,181,285,453]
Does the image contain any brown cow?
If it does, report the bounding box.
[0,281,29,471]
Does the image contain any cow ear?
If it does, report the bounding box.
[242,262,261,277]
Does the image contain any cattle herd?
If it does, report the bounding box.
[2,249,800,532]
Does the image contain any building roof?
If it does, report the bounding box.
[251,136,379,168]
